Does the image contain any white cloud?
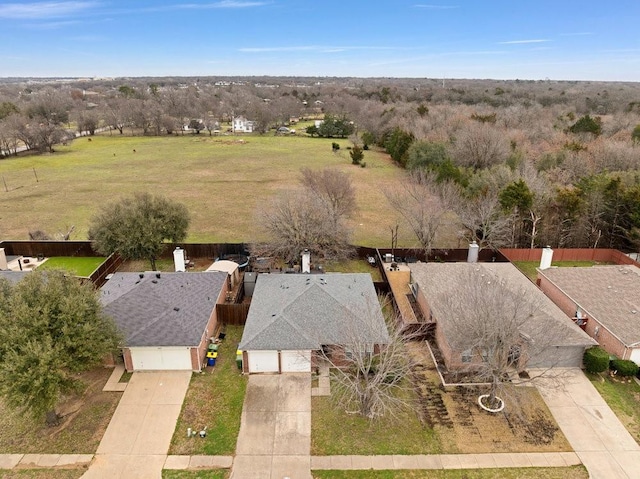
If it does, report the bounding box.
[0,1,98,19]
[498,39,551,45]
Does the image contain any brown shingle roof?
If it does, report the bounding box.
[539,265,640,347]
[409,262,595,348]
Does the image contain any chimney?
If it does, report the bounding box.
[301,249,311,274]
[0,248,7,270]
[540,246,553,270]
[467,241,479,263]
[173,247,186,272]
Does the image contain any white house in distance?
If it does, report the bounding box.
[101,271,228,371]
[232,116,254,133]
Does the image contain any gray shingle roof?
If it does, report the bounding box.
[239,273,389,351]
[100,271,227,347]
[409,262,595,348]
[539,265,640,347]
[0,271,30,284]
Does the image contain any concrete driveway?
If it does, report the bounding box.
[535,368,640,479]
[231,374,312,479]
[82,371,192,479]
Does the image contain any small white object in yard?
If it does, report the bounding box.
[187,427,192,437]
[199,426,207,438]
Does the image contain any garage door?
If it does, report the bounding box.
[131,347,193,371]
[247,350,279,373]
[630,348,640,366]
[281,350,312,372]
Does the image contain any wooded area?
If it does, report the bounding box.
[1,76,640,251]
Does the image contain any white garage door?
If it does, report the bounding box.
[281,350,312,372]
[131,347,193,371]
[247,350,280,373]
[630,348,640,366]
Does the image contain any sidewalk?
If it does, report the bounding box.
[534,368,640,479]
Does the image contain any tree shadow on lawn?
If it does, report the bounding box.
[0,368,121,454]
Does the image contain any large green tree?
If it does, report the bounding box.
[0,270,121,424]
[89,192,190,270]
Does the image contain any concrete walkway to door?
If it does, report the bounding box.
[231,374,312,479]
[534,368,640,479]
[81,371,192,479]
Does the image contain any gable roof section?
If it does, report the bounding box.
[239,273,389,351]
[100,271,227,347]
[539,265,640,347]
[409,262,595,349]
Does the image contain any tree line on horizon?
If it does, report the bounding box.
[1,77,640,251]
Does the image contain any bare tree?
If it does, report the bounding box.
[452,123,510,169]
[435,265,586,413]
[450,190,512,249]
[255,190,352,263]
[300,167,357,225]
[319,296,415,420]
[384,170,449,257]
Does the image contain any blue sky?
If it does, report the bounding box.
[1,1,639,80]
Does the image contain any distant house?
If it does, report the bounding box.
[238,273,389,374]
[232,116,254,133]
[101,271,228,371]
[538,265,640,365]
[409,262,596,371]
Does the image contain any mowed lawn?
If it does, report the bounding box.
[0,134,417,246]
[39,256,106,276]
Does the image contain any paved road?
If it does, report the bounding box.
[81,371,191,479]
[231,374,312,479]
[534,368,640,479]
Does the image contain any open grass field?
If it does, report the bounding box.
[169,325,247,456]
[312,467,588,479]
[588,372,640,445]
[39,256,106,276]
[0,134,448,247]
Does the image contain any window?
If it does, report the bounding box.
[461,349,472,363]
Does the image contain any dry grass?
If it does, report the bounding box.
[169,325,247,455]
[312,467,589,479]
[312,342,571,456]
[0,470,88,479]
[0,368,121,453]
[0,135,416,247]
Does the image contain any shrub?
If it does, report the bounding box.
[350,145,364,165]
[610,359,639,377]
[331,142,340,151]
[583,346,609,373]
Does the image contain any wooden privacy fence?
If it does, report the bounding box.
[217,303,250,326]
[499,248,640,267]
[88,253,124,287]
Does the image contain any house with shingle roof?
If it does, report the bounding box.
[101,271,228,371]
[409,262,596,371]
[238,273,389,373]
[538,265,640,365]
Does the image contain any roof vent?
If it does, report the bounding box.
[139,273,144,279]
[156,272,161,279]
[152,279,158,284]
[173,307,180,312]
[632,310,637,314]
